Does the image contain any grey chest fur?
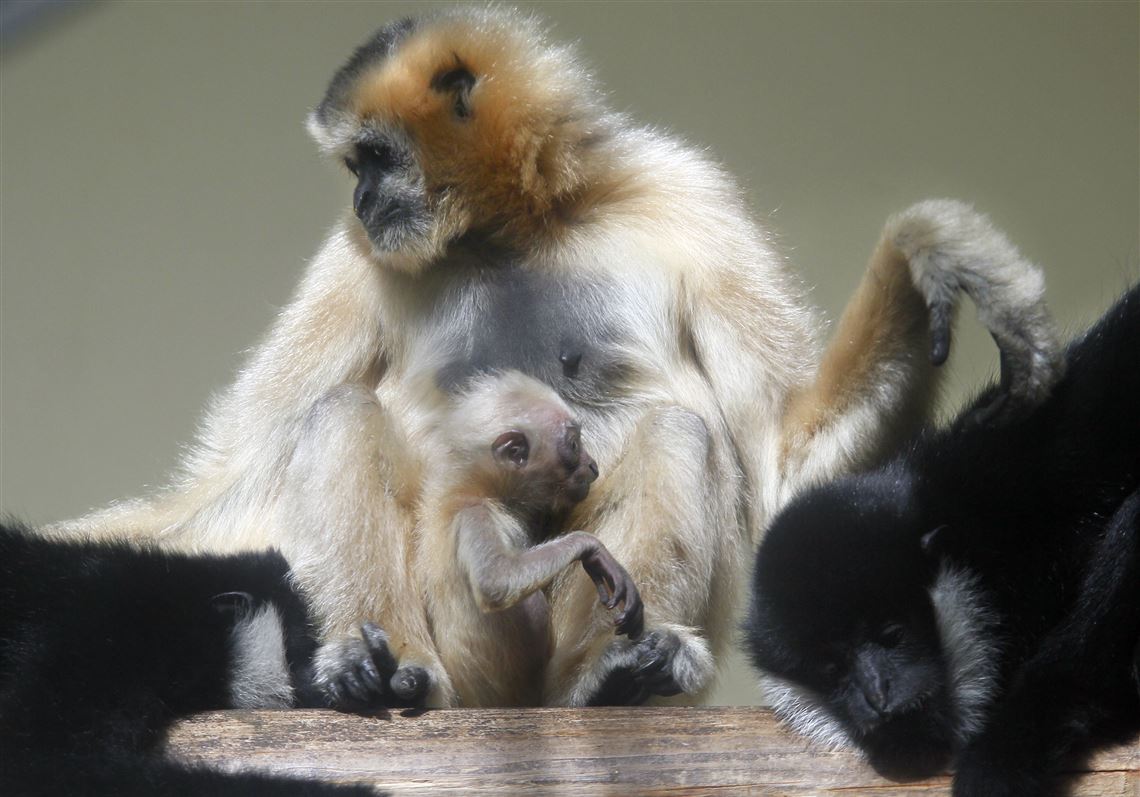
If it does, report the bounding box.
[428,265,646,406]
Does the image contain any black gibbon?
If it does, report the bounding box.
[0,524,380,797]
[50,7,1061,707]
[745,284,1139,795]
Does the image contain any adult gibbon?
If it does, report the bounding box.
[48,8,1060,706]
[0,523,379,796]
[745,285,1139,795]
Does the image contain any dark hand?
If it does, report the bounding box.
[582,547,644,638]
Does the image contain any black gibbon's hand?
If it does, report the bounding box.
[312,622,431,712]
[581,547,644,639]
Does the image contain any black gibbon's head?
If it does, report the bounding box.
[745,470,963,782]
[307,8,609,271]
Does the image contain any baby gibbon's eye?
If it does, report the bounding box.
[343,158,359,177]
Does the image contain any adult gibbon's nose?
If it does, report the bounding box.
[854,646,895,716]
[353,178,377,219]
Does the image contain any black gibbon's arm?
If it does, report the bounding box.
[0,523,379,796]
[455,503,643,639]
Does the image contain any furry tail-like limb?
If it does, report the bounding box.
[888,199,1065,412]
[780,200,1062,498]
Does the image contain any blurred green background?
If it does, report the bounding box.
[2,1,1136,705]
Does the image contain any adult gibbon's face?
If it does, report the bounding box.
[745,475,959,781]
[307,11,599,264]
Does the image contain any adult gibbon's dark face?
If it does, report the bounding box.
[745,472,960,781]
[307,11,604,269]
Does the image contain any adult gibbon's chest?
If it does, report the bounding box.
[388,262,673,409]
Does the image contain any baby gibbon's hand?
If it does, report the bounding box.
[581,547,644,639]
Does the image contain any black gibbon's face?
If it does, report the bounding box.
[746,476,959,781]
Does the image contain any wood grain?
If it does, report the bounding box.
[165,707,1139,796]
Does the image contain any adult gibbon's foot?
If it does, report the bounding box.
[312,622,430,710]
[586,628,712,705]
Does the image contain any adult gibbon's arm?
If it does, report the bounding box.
[684,199,1063,528]
[778,200,1063,498]
[46,226,412,546]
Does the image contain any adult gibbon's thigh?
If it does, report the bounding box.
[544,404,743,706]
[273,383,452,705]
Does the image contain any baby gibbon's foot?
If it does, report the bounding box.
[312,622,430,711]
[580,547,644,639]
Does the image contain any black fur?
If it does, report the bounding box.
[745,285,1140,795]
[314,16,418,127]
[0,524,375,796]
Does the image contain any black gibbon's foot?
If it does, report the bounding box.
[587,630,685,706]
[313,622,430,711]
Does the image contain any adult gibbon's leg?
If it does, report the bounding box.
[544,405,742,706]
[274,383,454,708]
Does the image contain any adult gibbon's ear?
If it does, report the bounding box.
[493,430,530,467]
[431,65,477,119]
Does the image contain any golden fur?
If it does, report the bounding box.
[50,8,1059,707]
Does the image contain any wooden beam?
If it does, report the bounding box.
[165,707,1139,796]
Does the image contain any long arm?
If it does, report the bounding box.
[689,200,1063,528]
[455,503,642,637]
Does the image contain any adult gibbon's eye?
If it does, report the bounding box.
[880,623,906,648]
[343,157,359,177]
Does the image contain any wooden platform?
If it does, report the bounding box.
[165,707,1139,796]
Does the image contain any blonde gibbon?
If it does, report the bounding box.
[50,7,1061,707]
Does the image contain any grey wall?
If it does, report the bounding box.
[2,1,1136,706]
